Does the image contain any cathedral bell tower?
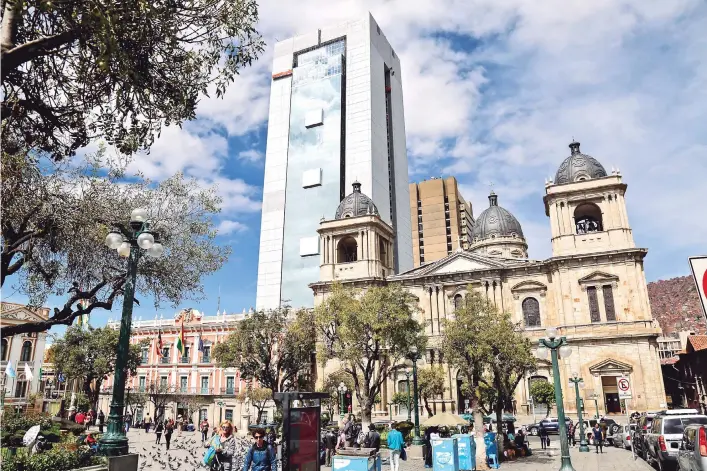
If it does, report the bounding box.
[317,182,395,283]
[544,141,635,257]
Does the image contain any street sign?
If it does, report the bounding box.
[689,256,707,322]
[618,377,632,399]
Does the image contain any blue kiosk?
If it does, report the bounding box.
[452,434,476,470]
[432,438,460,471]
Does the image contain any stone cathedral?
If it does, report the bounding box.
[310,142,666,418]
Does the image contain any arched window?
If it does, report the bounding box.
[20,340,33,361]
[379,238,388,267]
[337,237,358,263]
[522,297,541,327]
[453,294,463,310]
[1,338,8,361]
[574,203,603,234]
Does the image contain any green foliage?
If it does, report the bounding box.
[418,366,446,416]
[391,392,409,407]
[1,149,230,337]
[2,445,103,471]
[237,387,273,424]
[312,283,427,422]
[51,325,143,408]
[2,0,264,160]
[213,306,316,394]
[1,412,54,435]
[530,381,556,416]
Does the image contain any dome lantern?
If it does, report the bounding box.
[554,141,608,185]
[334,182,379,220]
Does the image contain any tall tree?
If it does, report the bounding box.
[1,0,264,160]
[319,369,355,418]
[417,366,446,417]
[212,306,316,395]
[51,325,144,410]
[312,283,426,423]
[1,149,230,337]
[145,380,177,422]
[530,381,555,418]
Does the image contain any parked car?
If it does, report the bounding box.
[527,417,572,435]
[645,409,707,471]
[583,418,621,436]
[613,424,636,450]
[633,413,657,460]
[677,424,707,471]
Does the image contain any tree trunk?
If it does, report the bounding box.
[470,374,488,470]
[423,398,433,417]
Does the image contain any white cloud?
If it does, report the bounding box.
[217,220,248,235]
[237,149,264,164]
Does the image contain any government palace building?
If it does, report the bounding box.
[310,141,667,418]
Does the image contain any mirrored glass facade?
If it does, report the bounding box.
[280,41,345,307]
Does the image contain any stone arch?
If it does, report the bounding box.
[20,340,33,361]
[574,203,603,234]
[337,236,358,263]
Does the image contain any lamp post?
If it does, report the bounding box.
[99,209,164,456]
[589,393,600,419]
[408,345,423,446]
[568,373,589,452]
[338,382,347,419]
[537,327,575,471]
[405,371,412,422]
[387,402,393,421]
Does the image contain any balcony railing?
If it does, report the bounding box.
[220,387,238,396]
[160,357,170,364]
[201,356,211,363]
[101,386,224,396]
[179,357,190,364]
[141,358,149,365]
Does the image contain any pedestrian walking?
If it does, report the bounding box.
[144,414,152,433]
[423,427,437,468]
[342,416,354,447]
[363,423,381,451]
[177,415,184,436]
[242,427,276,471]
[200,418,210,443]
[324,428,337,467]
[593,423,604,453]
[124,413,131,433]
[165,420,174,450]
[567,420,575,447]
[387,423,404,471]
[98,410,105,433]
[155,420,164,444]
[539,423,549,450]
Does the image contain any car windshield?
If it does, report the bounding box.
[664,417,707,434]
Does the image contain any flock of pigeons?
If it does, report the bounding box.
[136,434,252,471]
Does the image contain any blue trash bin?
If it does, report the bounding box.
[452,434,476,471]
[432,438,460,471]
[333,454,376,471]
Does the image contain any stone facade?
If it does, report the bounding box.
[310,142,667,419]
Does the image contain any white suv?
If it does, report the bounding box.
[645,409,707,471]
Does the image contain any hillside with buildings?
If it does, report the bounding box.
[648,275,706,335]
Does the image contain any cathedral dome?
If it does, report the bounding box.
[471,192,524,241]
[554,141,608,185]
[335,181,379,219]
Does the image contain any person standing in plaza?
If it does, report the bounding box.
[144,413,152,433]
[387,424,404,471]
[324,428,337,466]
[155,420,164,444]
[592,423,604,453]
[364,423,381,451]
[539,423,549,450]
[165,420,174,450]
[343,416,354,447]
[200,418,210,444]
[567,420,575,447]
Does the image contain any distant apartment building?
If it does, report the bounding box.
[409,177,474,266]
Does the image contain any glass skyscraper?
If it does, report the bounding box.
[256,14,412,309]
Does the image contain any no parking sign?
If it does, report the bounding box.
[618,377,632,399]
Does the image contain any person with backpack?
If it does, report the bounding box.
[539,423,549,450]
[343,416,354,447]
[242,427,277,471]
[200,419,210,444]
[363,424,381,451]
[387,423,404,471]
[324,428,337,466]
[164,420,174,450]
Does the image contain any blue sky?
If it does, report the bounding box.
[6,0,707,335]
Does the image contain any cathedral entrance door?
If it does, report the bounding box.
[605,393,621,413]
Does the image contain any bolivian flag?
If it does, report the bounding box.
[176,319,185,356]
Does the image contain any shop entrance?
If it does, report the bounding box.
[601,376,622,414]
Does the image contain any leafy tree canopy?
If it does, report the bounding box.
[312,283,426,422]
[1,0,264,160]
[51,325,144,409]
[1,148,230,337]
[213,306,316,394]
[530,381,556,416]
[417,366,446,416]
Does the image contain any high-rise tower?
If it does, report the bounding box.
[256,14,412,309]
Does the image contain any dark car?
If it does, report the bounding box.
[528,417,572,435]
[632,413,657,460]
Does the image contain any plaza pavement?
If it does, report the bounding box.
[126,428,652,471]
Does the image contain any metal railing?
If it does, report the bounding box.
[201,356,211,363]
[160,357,170,364]
[220,387,238,396]
[179,357,190,364]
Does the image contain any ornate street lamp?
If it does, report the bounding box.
[407,345,423,446]
[536,327,575,471]
[99,209,164,456]
[569,373,589,452]
[405,371,412,422]
[338,382,347,419]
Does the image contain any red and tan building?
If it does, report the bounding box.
[99,308,264,431]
